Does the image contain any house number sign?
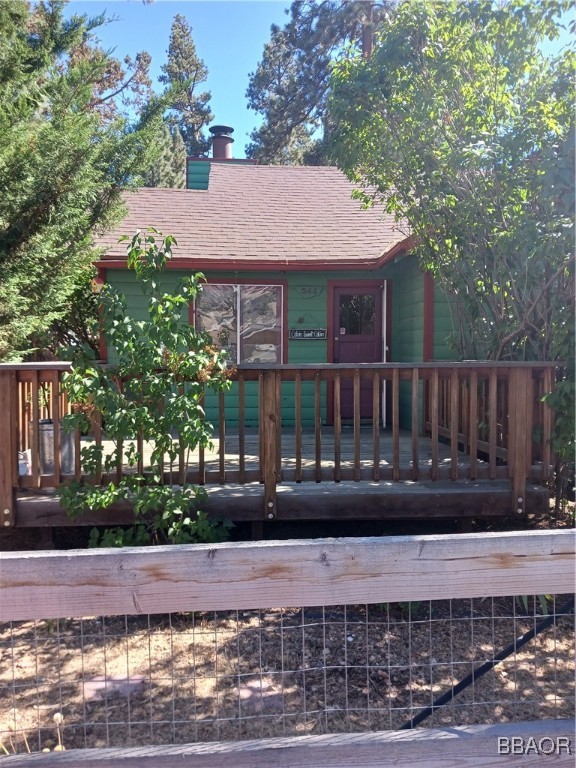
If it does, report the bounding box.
[289,328,327,340]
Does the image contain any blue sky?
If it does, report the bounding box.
[64,1,573,159]
[64,1,291,157]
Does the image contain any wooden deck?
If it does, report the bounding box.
[0,361,559,533]
[12,429,548,530]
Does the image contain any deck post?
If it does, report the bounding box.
[0,370,17,527]
[260,369,279,520]
[508,367,533,515]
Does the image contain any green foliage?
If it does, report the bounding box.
[246,1,393,164]
[159,14,213,157]
[0,0,166,361]
[330,0,575,457]
[59,230,233,546]
[516,594,553,616]
[143,122,187,188]
[89,524,150,549]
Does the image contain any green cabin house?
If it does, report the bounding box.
[97,126,453,429]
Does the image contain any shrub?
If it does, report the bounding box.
[59,230,233,545]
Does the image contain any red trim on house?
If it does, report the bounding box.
[385,280,393,361]
[191,277,289,364]
[97,266,107,362]
[423,271,435,362]
[95,237,414,273]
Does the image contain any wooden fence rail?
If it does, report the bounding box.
[2,721,575,767]
[1,529,573,621]
[1,529,574,767]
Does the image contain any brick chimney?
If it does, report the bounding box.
[210,125,234,160]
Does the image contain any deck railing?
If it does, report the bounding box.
[0,361,559,527]
[244,363,557,519]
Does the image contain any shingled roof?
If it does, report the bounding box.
[97,163,409,269]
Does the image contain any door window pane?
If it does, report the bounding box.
[339,294,376,335]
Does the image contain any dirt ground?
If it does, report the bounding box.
[1,597,574,754]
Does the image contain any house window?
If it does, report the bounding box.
[195,284,283,364]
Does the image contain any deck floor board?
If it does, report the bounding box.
[101,429,484,474]
[19,429,485,479]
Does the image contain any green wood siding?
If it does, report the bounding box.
[103,259,451,429]
[287,273,329,364]
[390,256,424,363]
[433,284,454,361]
[389,257,424,429]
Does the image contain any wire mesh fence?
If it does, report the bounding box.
[1,594,573,755]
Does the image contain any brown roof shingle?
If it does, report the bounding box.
[97,164,409,268]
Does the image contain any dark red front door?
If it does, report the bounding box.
[332,285,384,420]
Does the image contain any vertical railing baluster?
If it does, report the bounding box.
[295,372,302,483]
[276,371,282,483]
[392,368,400,481]
[461,377,469,455]
[430,368,439,481]
[117,439,124,485]
[198,390,206,485]
[31,369,40,486]
[489,368,497,480]
[502,375,509,450]
[261,369,279,519]
[219,390,226,485]
[18,379,26,455]
[74,424,82,481]
[469,370,478,480]
[353,369,361,482]
[411,368,419,481]
[94,410,103,485]
[314,372,322,483]
[372,371,380,482]
[508,367,533,514]
[0,370,17,526]
[334,371,341,483]
[238,374,246,484]
[50,369,61,483]
[137,425,144,479]
[541,367,553,484]
[176,384,185,485]
[450,368,458,481]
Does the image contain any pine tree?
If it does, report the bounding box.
[0,0,166,360]
[159,14,213,157]
[246,1,393,164]
[143,122,187,188]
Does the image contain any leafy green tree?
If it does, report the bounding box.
[0,0,167,361]
[60,230,233,546]
[143,121,187,188]
[246,0,393,164]
[330,0,575,363]
[330,0,574,457]
[159,13,213,157]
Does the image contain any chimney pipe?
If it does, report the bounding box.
[209,125,234,160]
